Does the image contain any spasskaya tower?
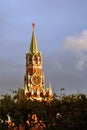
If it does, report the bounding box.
[24,23,52,100]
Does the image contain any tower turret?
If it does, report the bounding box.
[24,23,52,101]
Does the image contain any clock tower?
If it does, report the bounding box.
[24,23,52,100]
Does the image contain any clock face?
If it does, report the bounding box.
[31,74,41,86]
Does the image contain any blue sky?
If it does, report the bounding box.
[0,0,87,95]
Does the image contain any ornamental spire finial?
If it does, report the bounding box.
[32,22,35,30]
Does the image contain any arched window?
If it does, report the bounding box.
[34,92,37,97]
[40,92,43,97]
[34,55,38,64]
[29,57,32,63]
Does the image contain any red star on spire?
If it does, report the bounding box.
[32,22,35,29]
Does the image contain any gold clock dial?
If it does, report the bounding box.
[31,74,41,86]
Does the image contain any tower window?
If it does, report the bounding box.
[34,56,38,64]
[34,92,37,97]
[29,57,32,63]
[40,92,43,97]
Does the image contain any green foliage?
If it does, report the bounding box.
[0,91,87,130]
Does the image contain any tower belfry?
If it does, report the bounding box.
[24,23,52,100]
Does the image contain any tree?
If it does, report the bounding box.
[0,91,87,130]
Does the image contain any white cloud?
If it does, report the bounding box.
[64,30,87,52]
[64,30,87,71]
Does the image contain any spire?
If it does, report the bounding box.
[49,82,52,95]
[24,85,28,95]
[29,23,39,54]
